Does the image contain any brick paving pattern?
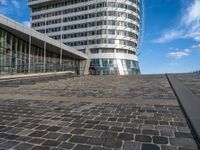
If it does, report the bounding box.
[0,75,198,150]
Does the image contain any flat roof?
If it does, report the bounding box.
[0,14,88,60]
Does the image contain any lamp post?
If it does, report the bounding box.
[28,15,32,73]
[60,11,64,70]
[43,14,47,72]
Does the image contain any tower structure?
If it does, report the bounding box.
[28,0,141,75]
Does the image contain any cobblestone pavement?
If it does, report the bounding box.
[175,74,200,99]
[0,75,198,150]
[0,75,177,105]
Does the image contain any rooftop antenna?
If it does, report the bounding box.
[137,0,145,56]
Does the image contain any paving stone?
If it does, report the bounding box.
[156,125,175,131]
[142,129,159,135]
[0,133,8,138]
[57,134,72,141]
[24,124,39,129]
[71,128,86,134]
[153,136,168,144]
[0,141,20,149]
[7,127,23,134]
[15,122,30,128]
[108,118,117,121]
[43,132,62,139]
[69,135,89,143]
[118,118,130,122]
[17,136,32,142]
[161,129,174,137]
[124,128,141,134]
[5,134,19,140]
[159,121,169,126]
[110,126,124,132]
[91,146,111,150]
[85,120,100,124]
[87,137,105,145]
[35,125,50,130]
[101,131,118,139]
[0,127,13,132]
[142,144,160,150]
[108,122,122,127]
[73,119,85,123]
[58,121,70,127]
[14,143,33,150]
[46,126,62,132]
[51,148,65,150]
[140,125,154,130]
[59,142,74,149]
[145,120,158,125]
[17,129,34,136]
[94,125,109,131]
[42,140,61,147]
[135,135,152,142]
[84,130,102,137]
[118,133,134,141]
[103,139,122,148]
[0,139,6,145]
[131,119,144,124]
[29,138,45,144]
[69,123,84,128]
[28,131,47,137]
[123,142,141,150]
[31,146,50,150]
[22,119,33,123]
[58,127,73,133]
[83,124,95,129]
[73,144,91,150]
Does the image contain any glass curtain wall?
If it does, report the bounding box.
[90,58,140,75]
[0,28,78,75]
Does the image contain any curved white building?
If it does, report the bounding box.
[28,0,141,75]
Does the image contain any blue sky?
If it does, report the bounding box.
[0,0,200,74]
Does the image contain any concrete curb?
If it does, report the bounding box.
[0,71,74,81]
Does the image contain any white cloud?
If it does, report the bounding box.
[167,49,191,59]
[154,30,182,43]
[184,49,191,53]
[22,21,30,27]
[182,0,200,25]
[192,44,200,48]
[154,0,200,43]
[0,0,7,5]
[168,51,189,59]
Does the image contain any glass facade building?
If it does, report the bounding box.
[29,0,141,75]
[0,15,87,75]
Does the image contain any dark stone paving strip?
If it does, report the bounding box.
[167,74,200,148]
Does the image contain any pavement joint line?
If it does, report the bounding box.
[166,74,200,148]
